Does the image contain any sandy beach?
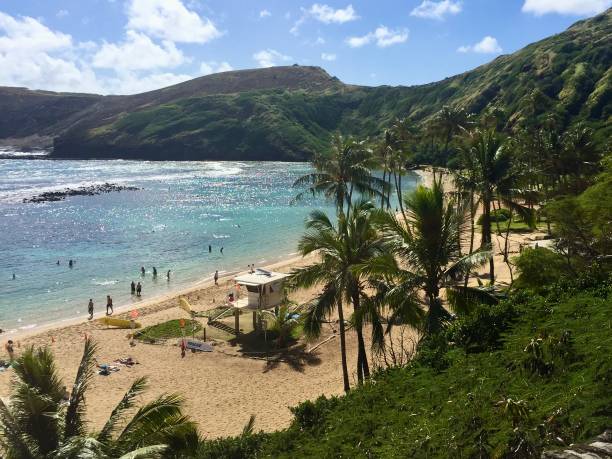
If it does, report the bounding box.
[0,168,547,439]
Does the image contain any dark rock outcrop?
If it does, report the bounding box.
[23,183,139,203]
[542,430,612,458]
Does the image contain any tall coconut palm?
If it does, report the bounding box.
[457,129,534,283]
[370,182,494,335]
[429,106,471,173]
[0,339,198,459]
[292,133,388,218]
[288,200,387,390]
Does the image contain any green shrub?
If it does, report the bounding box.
[446,301,518,353]
[513,247,568,290]
[477,207,511,224]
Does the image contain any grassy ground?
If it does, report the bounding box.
[197,272,612,458]
[135,319,202,342]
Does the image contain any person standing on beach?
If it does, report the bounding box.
[88,299,94,320]
[106,295,113,315]
[136,282,142,297]
[214,270,219,286]
[131,281,136,295]
[5,340,14,362]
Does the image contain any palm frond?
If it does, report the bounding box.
[301,284,338,340]
[117,445,168,459]
[241,415,256,437]
[444,247,492,280]
[446,285,500,316]
[65,338,98,439]
[97,376,148,444]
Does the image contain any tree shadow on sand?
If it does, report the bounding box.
[229,331,322,373]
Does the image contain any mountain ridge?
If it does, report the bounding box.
[0,9,610,160]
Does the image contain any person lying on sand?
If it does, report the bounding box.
[114,357,139,367]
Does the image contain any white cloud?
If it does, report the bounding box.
[200,60,233,75]
[259,9,272,18]
[315,36,325,45]
[457,36,502,54]
[321,52,336,61]
[521,0,611,15]
[410,0,462,20]
[291,3,358,34]
[56,9,69,18]
[0,12,101,93]
[127,0,221,43]
[309,4,358,23]
[253,49,292,67]
[92,30,186,71]
[346,26,408,48]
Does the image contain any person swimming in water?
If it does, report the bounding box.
[152,267,157,277]
[68,259,73,268]
[208,245,212,253]
[140,266,145,276]
[220,247,224,254]
[12,273,15,280]
[167,270,171,280]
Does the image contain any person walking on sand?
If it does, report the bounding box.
[88,299,94,320]
[106,295,113,315]
[131,281,136,295]
[5,340,14,362]
[136,282,142,297]
[214,270,219,286]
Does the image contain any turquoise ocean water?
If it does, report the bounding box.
[0,155,418,333]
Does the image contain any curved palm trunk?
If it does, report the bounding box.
[352,290,370,382]
[336,299,350,393]
[380,170,387,209]
[464,191,476,288]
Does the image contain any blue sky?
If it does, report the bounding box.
[0,0,609,94]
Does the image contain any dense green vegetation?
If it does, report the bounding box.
[200,270,610,458]
[43,9,612,160]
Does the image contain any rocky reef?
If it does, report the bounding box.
[23,183,139,203]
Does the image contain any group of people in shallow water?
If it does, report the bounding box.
[84,267,173,320]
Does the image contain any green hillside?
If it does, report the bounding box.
[196,270,612,458]
[47,9,610,161]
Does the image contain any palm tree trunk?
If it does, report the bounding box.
[381,169,387,209]
[482,196,495,284]
[394,170,407,222]
[464,191,476,288]
[336,299,350,393]
[352,290,369,381]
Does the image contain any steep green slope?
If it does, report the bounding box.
[197,271,612,458]
[2,9,609,160]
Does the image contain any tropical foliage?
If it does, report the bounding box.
[0,339,197,459]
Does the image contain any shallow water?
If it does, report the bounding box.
[0,157,418,333]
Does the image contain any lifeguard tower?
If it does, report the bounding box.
[210,269,289,336]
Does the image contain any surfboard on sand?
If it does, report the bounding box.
[181,338,213,352]
[179,297,192,314]
[99,317,142,329]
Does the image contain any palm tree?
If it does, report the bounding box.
[429,106,471,173]
[0,339,198,458]
[457,129,534,283]
[388,118,419,221]
[288,200,387,390]
[371,182,493,335]
[292,133,388,218]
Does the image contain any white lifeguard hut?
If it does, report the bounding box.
[229,269,290,334]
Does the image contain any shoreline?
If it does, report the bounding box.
[3,169,427,344]
[4,250,311,343]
